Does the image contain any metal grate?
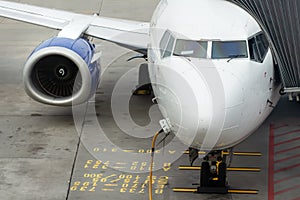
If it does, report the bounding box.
[227,0,300,91]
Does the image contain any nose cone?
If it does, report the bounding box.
[155,57,225,150]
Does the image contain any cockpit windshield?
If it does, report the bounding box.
[212,41,248,59]
[173,40,207,58]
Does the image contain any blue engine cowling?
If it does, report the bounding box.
[23,37,100,106]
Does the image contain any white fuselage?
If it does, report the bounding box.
[148,0,281,150]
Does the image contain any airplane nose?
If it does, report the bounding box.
[155,57,226,150]
[175,63,213,147]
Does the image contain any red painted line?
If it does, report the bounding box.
[268,124,274,200]
[274,163,300,173]
[275,145,300,155]
[274,183,300,195]
[273,124,288,130]
[274,136,300,147]
[275,129,300,138]
[274,173,300,184]
[274,153,300,163]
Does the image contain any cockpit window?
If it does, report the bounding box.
[159,30,176,59]
[163,34,175,58]
[248,32,269,63]
[173,40,207,58]
[160,31,171,56]
[212,41,248,59]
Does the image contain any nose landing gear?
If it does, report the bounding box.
[198,151,228,194]
[173,149,261,195]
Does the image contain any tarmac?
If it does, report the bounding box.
[0,1,300,200]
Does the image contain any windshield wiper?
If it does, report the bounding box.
[173,53,192,61]
[227,54,246,63]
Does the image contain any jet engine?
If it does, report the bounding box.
[23,37,100,106]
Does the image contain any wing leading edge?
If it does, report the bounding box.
[0,0,150,52]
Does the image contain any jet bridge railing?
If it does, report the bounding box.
[226,0,300,93]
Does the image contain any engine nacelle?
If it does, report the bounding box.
[23,37,100,106]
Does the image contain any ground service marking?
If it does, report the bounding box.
[83,159,171,172]
[70,173,169,194]
[269,124,300,200]
[93,147,180,155]
[70,149,171,195]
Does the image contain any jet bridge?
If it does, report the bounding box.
[227,0,300,94]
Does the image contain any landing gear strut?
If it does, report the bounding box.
[197,150,229,194]
[174,149,260,194]
[132,63,152,95]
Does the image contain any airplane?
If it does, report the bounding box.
[0,0,283,192]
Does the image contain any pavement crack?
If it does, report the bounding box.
[65,102,89,200]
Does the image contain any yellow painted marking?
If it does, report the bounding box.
[113,166,126,169]
[104,174,117,179]
[158,176,169,185]
[89,187,96,192]
[116,162,127,165]
[228,189,258,194]
[184,151,207,155]
[173,188,197,192]
[169,150,176,154]
[183,151,261,156]
[70,186,77,191]
[234,152,262,156]
[123,150,135,153]
[179,166,201,170]
[138,188,145,194]
[104,184,118,187]
[178,166,260,172]
[110,178,121,183]
[223,152,262,156]
[173,188,258,194]
[227,167,261,172]
[102,188,115,192]
[93,147,100,152]
[163,163,171,172]
[158,180,168,185]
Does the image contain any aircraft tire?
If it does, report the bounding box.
[200,162,210,187]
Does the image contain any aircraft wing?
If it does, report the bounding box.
[0,0,150,52]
